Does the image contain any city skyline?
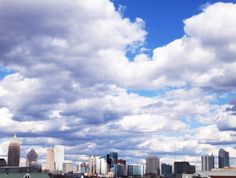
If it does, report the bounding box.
[1,0,236,171]
[0,135,234,173]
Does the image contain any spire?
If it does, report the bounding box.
[10,133,21,144]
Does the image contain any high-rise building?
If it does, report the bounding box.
[46,148,54,171]
[113,163,125,178]
[117,159,126,176]
[77,162,88,173]
[100,158,108,175]
[218,148,230,168]
[54,145,64,171]
[63,162,73,174]
[8,134,20,166]
[127,164,145,177]
[201,155,214,171]
[95,156,101,175]
[107,152,118,168]
[146,156,160,175]
[174,161,195,174]
[161,163,172,176]
[88,156,96,175]
[26,148,38,166]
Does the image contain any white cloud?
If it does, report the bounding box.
[118,114,186,132]
[0,0,236,165]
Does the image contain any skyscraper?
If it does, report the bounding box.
[107,152,118,168]
[54,145,64,171]
[8,134,20,166]
[127,164,145,177]
[77,162,88,173]
[174,161,195,174]
[100,158,108,175]
[95,156,101,175]
[46,148,54,171]
[218,148,230,168]
[26,148,38,166]
[145,156,160,175]
[161,163,172,176]
[201,155,214,171]
[88,155,96,175]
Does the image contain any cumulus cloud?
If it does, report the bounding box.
[0,0,236,167]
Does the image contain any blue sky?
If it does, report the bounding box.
[1,0,236,169]
[114,0,236,48]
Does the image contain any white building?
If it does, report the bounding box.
[88,156,96,175]
[100,158,108,175]
[54,145,64,171]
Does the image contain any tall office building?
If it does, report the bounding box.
[100,158,108,175]
[127,164,145,177]
[77,162,88,173]
[161,163,172,175]
[201,155,214,171]
[218,148,230,168]
[145,156,160,175]
[88,155,96,175]
[26,148,38,166]
[54,145,64,171]
[117,159,126,176]
[113,163,125,178]
[95,156,101,175]
[107,152,118,168]
[174,161,195,174]
[8,134,20,166]
[46,148,54,171]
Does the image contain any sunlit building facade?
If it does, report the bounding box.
[8,134,20,166]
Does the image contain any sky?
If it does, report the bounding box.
[1,0,236,169]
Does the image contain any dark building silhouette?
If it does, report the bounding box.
[0,159,7,167]
[8,134,20,166]
[27,148,38,166]
[161,163,172,175]
[116,159,126,176]
[174,161,195,174]
[218,148,230,168]
[106,152,118,168]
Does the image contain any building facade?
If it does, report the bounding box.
[26,148,38,166]
[8,134,20,166]
[63,162,73,174]
[219,149,230,168]
[161,163,172,176]
[46,148,54,171]
[127,164,145,177]
[54,145,64,171]
[146,156,160,175]
[100,158,108,175]
[201,155,214,171]
[88,156,96,175]
[174,161,195,174]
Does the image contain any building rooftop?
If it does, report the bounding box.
[0,172,49,178]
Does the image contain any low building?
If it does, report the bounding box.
[0,172,49,178]
[195,168,236,178]
[0,159,7,167]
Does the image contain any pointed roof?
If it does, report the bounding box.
[10,133,21,144]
